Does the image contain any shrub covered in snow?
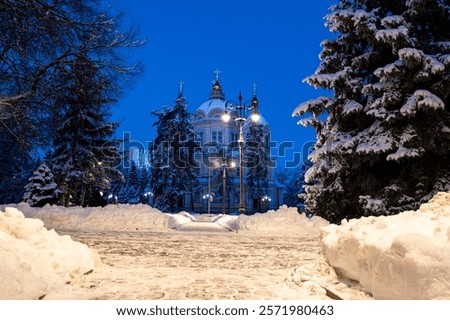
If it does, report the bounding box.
[321,192,450,299]
[22,163,62,207]
[0,207,99,299]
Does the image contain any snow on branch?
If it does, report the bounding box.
[381,15,405,28]
[342,100,363,115]
[435,41,450,51]
[398,48,423,63]
[398,48,444,75]
[358,195,387,215]
[292,96,330,117]
[386,147,424,161]
[325,9,355,32]
[415,90,445,110]
[424,56,445,75]
[400,90,445,115]
[356,132,395,155]
[353,9,378,33]
[438,54,450,66]
[297,117,322,127]
[374,60,404,80]
[375,25,409,43]
[305,67,351,90]
[304,73,336,89]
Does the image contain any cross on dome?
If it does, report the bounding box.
[209,69,225,100]
[214,69,221,82]
[252,82,258,96]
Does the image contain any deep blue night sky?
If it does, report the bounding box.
[112,0,336,169]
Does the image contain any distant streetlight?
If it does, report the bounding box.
[143,191,154,205]
[214,158,236,215]
[202,192,214,214]
[261,195,271,212]
[222,87,261,215]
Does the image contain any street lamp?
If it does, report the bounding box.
[143,191,154,205]
[213,158,236,215]
[202,192,214,213]
[261,195,271,212]
[222,90,261,215]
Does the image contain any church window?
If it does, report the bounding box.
[212,131,223,144]
[196,131,203,144]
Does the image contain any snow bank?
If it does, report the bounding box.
[219,206,329,237]
[0,207,99,299]
[321,192,450,299]
[7,203,182,232]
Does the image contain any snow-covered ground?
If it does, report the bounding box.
[321,191,450,299]
[8,203,181,231]
[1,193,449,299]
[220,205,329,237]
[0,207,99,299]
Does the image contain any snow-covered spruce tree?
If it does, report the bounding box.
[23,163,62,207]
[150,89,199,212]
[51,54,123,207]
[245,98,271,212]
[120,160,149,204]
[293,0,450,223]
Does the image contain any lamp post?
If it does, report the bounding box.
[222,90,260,215]
[214,159,236,215]
[205,164,212,214]
[261,195,271,212]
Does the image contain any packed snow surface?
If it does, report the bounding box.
[0,207,99,299]
[4,203,328,236]
[3,197,449,300]
[321,191,450,299]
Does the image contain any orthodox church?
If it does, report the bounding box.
[188,72,281,214]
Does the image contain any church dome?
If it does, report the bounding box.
[196,99,226,118]
[194,80,227,120]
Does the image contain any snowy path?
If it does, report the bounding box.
[49,230,319,299]
[46,227,369,300]
[174,221,231,232]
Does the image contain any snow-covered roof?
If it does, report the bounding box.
[194,79,227,120]
[195,98,226,118]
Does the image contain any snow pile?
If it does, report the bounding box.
[321,191,450,299]
[220,206,329,237]
[0,207,99,299]
[8,203,177,232]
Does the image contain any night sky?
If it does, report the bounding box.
[112,0,336,169]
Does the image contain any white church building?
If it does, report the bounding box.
[189,74,281,214]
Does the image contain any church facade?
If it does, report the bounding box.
[187,75,281,214]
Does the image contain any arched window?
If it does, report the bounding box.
[208,108,224,119]
[195,110,206,121]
